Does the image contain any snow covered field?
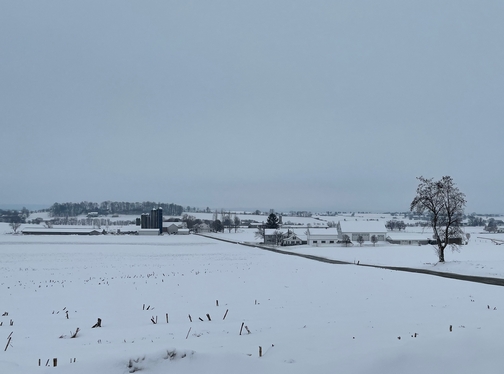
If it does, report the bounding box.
[2,225,504,373]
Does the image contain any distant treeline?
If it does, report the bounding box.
[0,208,30,223]
[48,201,183,217]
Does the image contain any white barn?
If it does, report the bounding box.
[306,228,340,246]
[337,221,387,243]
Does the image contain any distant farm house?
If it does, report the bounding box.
[282,232,305,246]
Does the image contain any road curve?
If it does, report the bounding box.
[197,234,504,287]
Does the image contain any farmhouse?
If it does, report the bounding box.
[264,229,284,245]
[281,231,306,246]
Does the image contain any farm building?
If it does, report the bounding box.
[337,221,387,243]
[306,228,340,246]
[21,228,102,236]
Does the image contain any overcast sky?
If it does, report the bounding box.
[1,1,503,213]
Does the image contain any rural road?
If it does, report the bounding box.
[198,234,504,287]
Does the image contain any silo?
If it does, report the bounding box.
[141,214,150,229]
[150,208,158,229]
[157,207,163,234]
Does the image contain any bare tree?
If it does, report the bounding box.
[410,176,466,262]
[255,226,265,241]
[223,214,233,233]
[371,235,378,246]
[341,234,351,247]
[357,235,364,246]
[9,222,21,234]
[233,215,241,233]
[272,230,285,246]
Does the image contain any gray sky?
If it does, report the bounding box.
[1,1,503,213]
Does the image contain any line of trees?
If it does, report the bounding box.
[48,201,183,217]
[385,220,406,231]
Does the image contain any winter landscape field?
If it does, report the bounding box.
[2,222,504,374]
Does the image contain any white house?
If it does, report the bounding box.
[264,229,285,245]
[337,221,387,243]
[194,222,210,233]
[282,231,306,246]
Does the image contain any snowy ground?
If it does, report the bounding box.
[2,224,504,373]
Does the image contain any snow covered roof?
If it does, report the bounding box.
[306,228,339,239]
[163,222,184,227]
[21,228,102,235]
[387,232,433,241]
[338,220,386,233]
[264,229,285,235]
[307,228,339,234]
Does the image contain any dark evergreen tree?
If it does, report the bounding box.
[212,219,223,232]
[265,213,279,229]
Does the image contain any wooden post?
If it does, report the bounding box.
[166,313,169,323]
[449,325,452,332]
[188,314,192,322]
[92,318,102,328]
[239,322,244,335]
[216,300,219,307]
[143,304,145,310]
[198,317,204,321]
[45,359,50,366]
[186,327,191,339]
[39,359,41,366]
[245,326,251,334]
[259,346,262,357]
[223,309,229,320]
[206,313,211,321]
[4,337,11,351]
[53,358,57,367]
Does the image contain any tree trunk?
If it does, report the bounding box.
[438,246,445,262]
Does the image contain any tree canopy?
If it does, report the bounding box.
[410,176,466,262]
